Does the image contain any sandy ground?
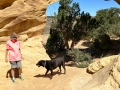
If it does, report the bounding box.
[0,66,92,90]
[0,40,92,90]
[0,35,117,90]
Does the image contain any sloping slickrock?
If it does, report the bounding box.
[82,55,120,90]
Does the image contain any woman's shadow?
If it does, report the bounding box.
[6,68,19,79]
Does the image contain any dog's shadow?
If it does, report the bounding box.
[34,70,61,78]
[6,68,19,79]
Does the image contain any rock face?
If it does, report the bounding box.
[0,0,57,42]
[84,55,120,90]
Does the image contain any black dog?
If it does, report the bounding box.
[36,57,66,79]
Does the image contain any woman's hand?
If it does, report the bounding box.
[21,55,24,60]
[5,58,8,62]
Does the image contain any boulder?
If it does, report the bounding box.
[83,55,120,90]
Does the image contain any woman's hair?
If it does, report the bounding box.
[10,32,18,38]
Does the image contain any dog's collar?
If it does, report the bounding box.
[44,61,46,67]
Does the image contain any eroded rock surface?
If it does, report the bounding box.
[0,0,57,42]
[84,55,120,90]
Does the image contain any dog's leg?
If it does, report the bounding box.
[50,70,53,79]
[62,62,66,74]
[59,65,62,75]
[45,69,49,76]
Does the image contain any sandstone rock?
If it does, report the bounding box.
[0,0,57,42]
[87,55,118,73]
[82,55,120,90]
[109,56,120,90]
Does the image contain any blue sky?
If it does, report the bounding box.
[46,0,120,16]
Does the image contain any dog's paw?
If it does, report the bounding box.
[64,71,66,74]
[58,73,61,76]
[44,74,47,76]
[50,78,52,80]
[50,76,52,80]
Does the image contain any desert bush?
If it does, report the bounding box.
[108,22,120,37]
[93,34,111,51]
[46,27,65,55]
[67,49,92,68]
[77,63,89,68]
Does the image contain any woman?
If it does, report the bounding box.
[5,32,24,83]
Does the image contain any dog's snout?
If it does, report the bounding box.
[36,63,40,67]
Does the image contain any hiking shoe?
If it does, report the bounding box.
[19,75,24,81]
[12,79,18,84]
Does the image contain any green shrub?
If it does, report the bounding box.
[46,37,58,55]
[108,22,120,37]
[67,49,92,68]
[93,34,111,51]
[46,27,65,55]
[77,63,89,68]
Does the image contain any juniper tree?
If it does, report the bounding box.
[46,0,100,53]
[56,0,99,49]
